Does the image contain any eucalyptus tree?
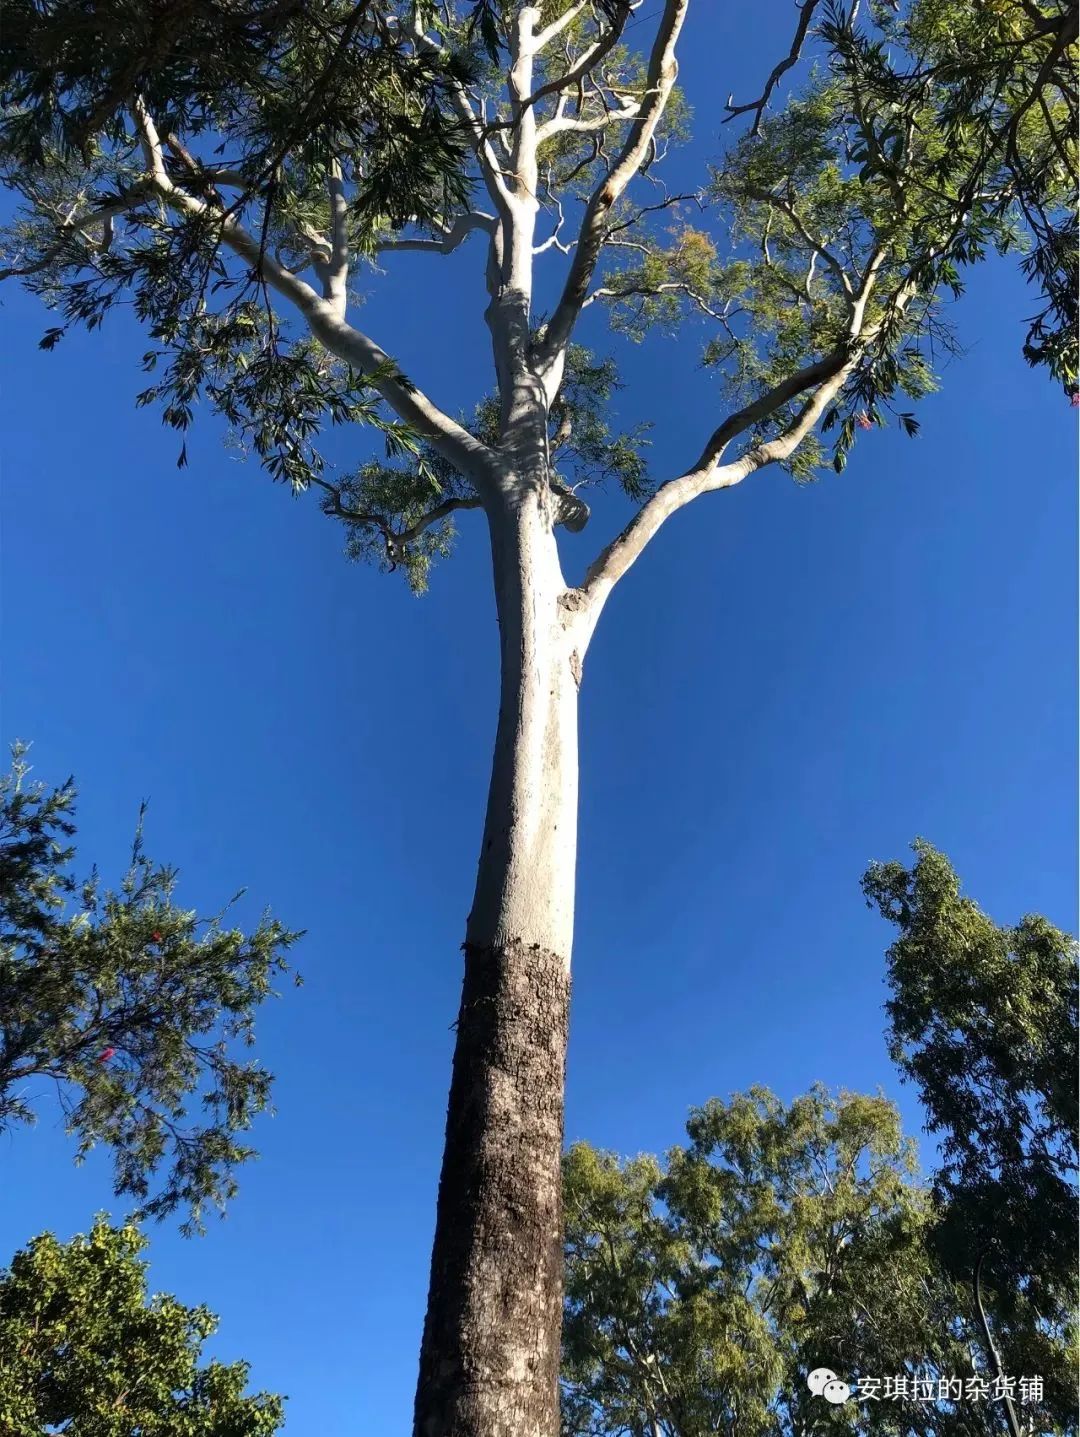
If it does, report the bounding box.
[1,1,1075,1433]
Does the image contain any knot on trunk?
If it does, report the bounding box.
[549,475,590,532]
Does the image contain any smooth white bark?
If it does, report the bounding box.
[468,483,581,963]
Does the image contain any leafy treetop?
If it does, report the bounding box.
[0,1216,285,1436]
[0,0,1074,597]
[863,840,1078,1406]
[562,1086,1001,1437]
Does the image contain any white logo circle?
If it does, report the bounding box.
[807,1368,838,1396]
[823,1379,852,1405]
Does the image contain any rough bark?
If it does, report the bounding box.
[414,487,581,1437]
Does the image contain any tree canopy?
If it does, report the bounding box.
[863,841,1078,1421]
[0,1216,284,1436]
[562,1087,990,1437]
[561,848,1078,1437]
[0,746,300,1232]
[1,0,1075,591]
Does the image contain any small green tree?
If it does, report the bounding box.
[863,842,1078,1425]
[0,1217,284,1436]
[562,1087,992,1437]
[0,746,301,1232]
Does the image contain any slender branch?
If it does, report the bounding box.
[374,211,495,254]
[603,190,701,239]
[534,189,572,254]
[973,1252,1024,1437]
[482,3,634,141]
[522,10,631,113]
[309,476,482,566]
[536,99,641,145]
[534,0,691,375]
[131,99,496,485]
[741,185,854,297]
[0,188,153,281]
[582,279,729,322]
[571,348,854,622]
[409,20,515,226]
[725,0,822,134]
[533,0,591,51]
[397,494,483,545]
[573,254,900,620]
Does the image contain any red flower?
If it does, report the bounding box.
[856,411,873,431]
[98,1047,116,1063]
[152,931,162,943]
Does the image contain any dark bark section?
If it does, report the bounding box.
[413,940,571,1437]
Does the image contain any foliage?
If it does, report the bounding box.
[0,745,301,1232]
[863,841,1078,1417]
[0,1216,284,1436]
[562,1087,994,1437]
[825,0,1079,387]
[1,0,1073,572]
[563,846,1078,1437]
[0,0,479,488]
[0,0,475,217]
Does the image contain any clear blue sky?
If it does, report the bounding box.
[1,5,1076,1433]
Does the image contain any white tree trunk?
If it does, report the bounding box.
[413,482,582,1437]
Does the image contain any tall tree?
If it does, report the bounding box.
[0,746,300,1233]
[2,3,1075,1432]
[862,842,1078,1427]
[562,1088,1004,1437]
[0,1217,284,1436]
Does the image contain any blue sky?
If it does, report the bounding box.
[1,4,1076,1432]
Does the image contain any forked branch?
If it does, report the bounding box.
[724,0,822,134]
[310,476,482,567]
[534,0,691,373]
[130,98,497,486]
[573,255,905,619]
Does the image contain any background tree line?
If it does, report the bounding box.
[1,754,1074,1435]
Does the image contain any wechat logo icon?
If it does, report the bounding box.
[808,1368,853,1405]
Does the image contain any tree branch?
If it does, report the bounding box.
[309,477,482,567]
[533,0,591,51]
[582,279,730,322]
[536,99,641,146]
[374,211,495,254]
[740,185,854,298]
[0,189,152,281]
[572,253,900,622]
[574,349,855,621]
[522,9,631,113]
[409,20,516,227]
[324,158,349,318]
[534,0,691,377]
[724,0,822,134]
[130,99,496,485]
